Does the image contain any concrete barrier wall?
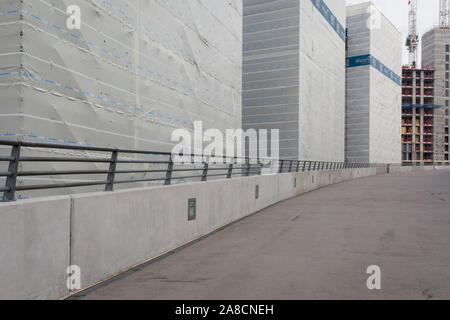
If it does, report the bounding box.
[0,166,396,299]
[67,167,376,297]
[0,197,71,299]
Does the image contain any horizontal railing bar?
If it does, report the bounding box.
[19,157,112,163]
[0,186,10,192]
[0,156,14,162]
[0,171,11,177]
[18,170,111,176]
[15,181,108,191]
[172,167,228,172]
[114,178,167,184]
[0,138,304,163]
[13,166,271,178]
[171,175,204,180]
[0,139,165,155]
[1,139,395,167]
[116,160,170,164]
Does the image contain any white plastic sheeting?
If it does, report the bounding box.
[299,0,346,162]
[346,2,402,164]
[0,0,242,198]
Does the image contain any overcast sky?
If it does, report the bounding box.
[346,0,441,65]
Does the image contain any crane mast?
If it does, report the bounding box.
[440,0,449,28]
[406,0,419,67]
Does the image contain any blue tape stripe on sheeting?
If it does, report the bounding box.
[402,104,441,109]
[310,0,346,41]
[346,54,402,86]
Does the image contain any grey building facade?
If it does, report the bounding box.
[242,0,346,161]
[422,28,450,162]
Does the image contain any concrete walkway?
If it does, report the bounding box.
[78,170,450,300]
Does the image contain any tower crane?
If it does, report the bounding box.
[406,0,419,67]
[440,0,449,28]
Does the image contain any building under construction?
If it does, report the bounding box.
[401,0,449,164]
[345,2,402,164]
[242,0,346,161]
[401,67,441,164]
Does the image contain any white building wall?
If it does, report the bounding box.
[346,2,402,163]
[299,0,346,162]
[369,5,402,164]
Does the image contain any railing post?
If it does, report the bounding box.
[303,161,307,172]
[201,161,209,182]
[164,156,174,186]
[296,161,300,172]
[3,142,21,202]
[279,160,284,174]
[105,150,118,191]
[245,159,251,177]
[258,159,263,175]
[289,160,293,173]
[227,163,233,179]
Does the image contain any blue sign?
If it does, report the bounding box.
[346,54,402,86]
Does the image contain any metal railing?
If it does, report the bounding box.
[0,138,390,202]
